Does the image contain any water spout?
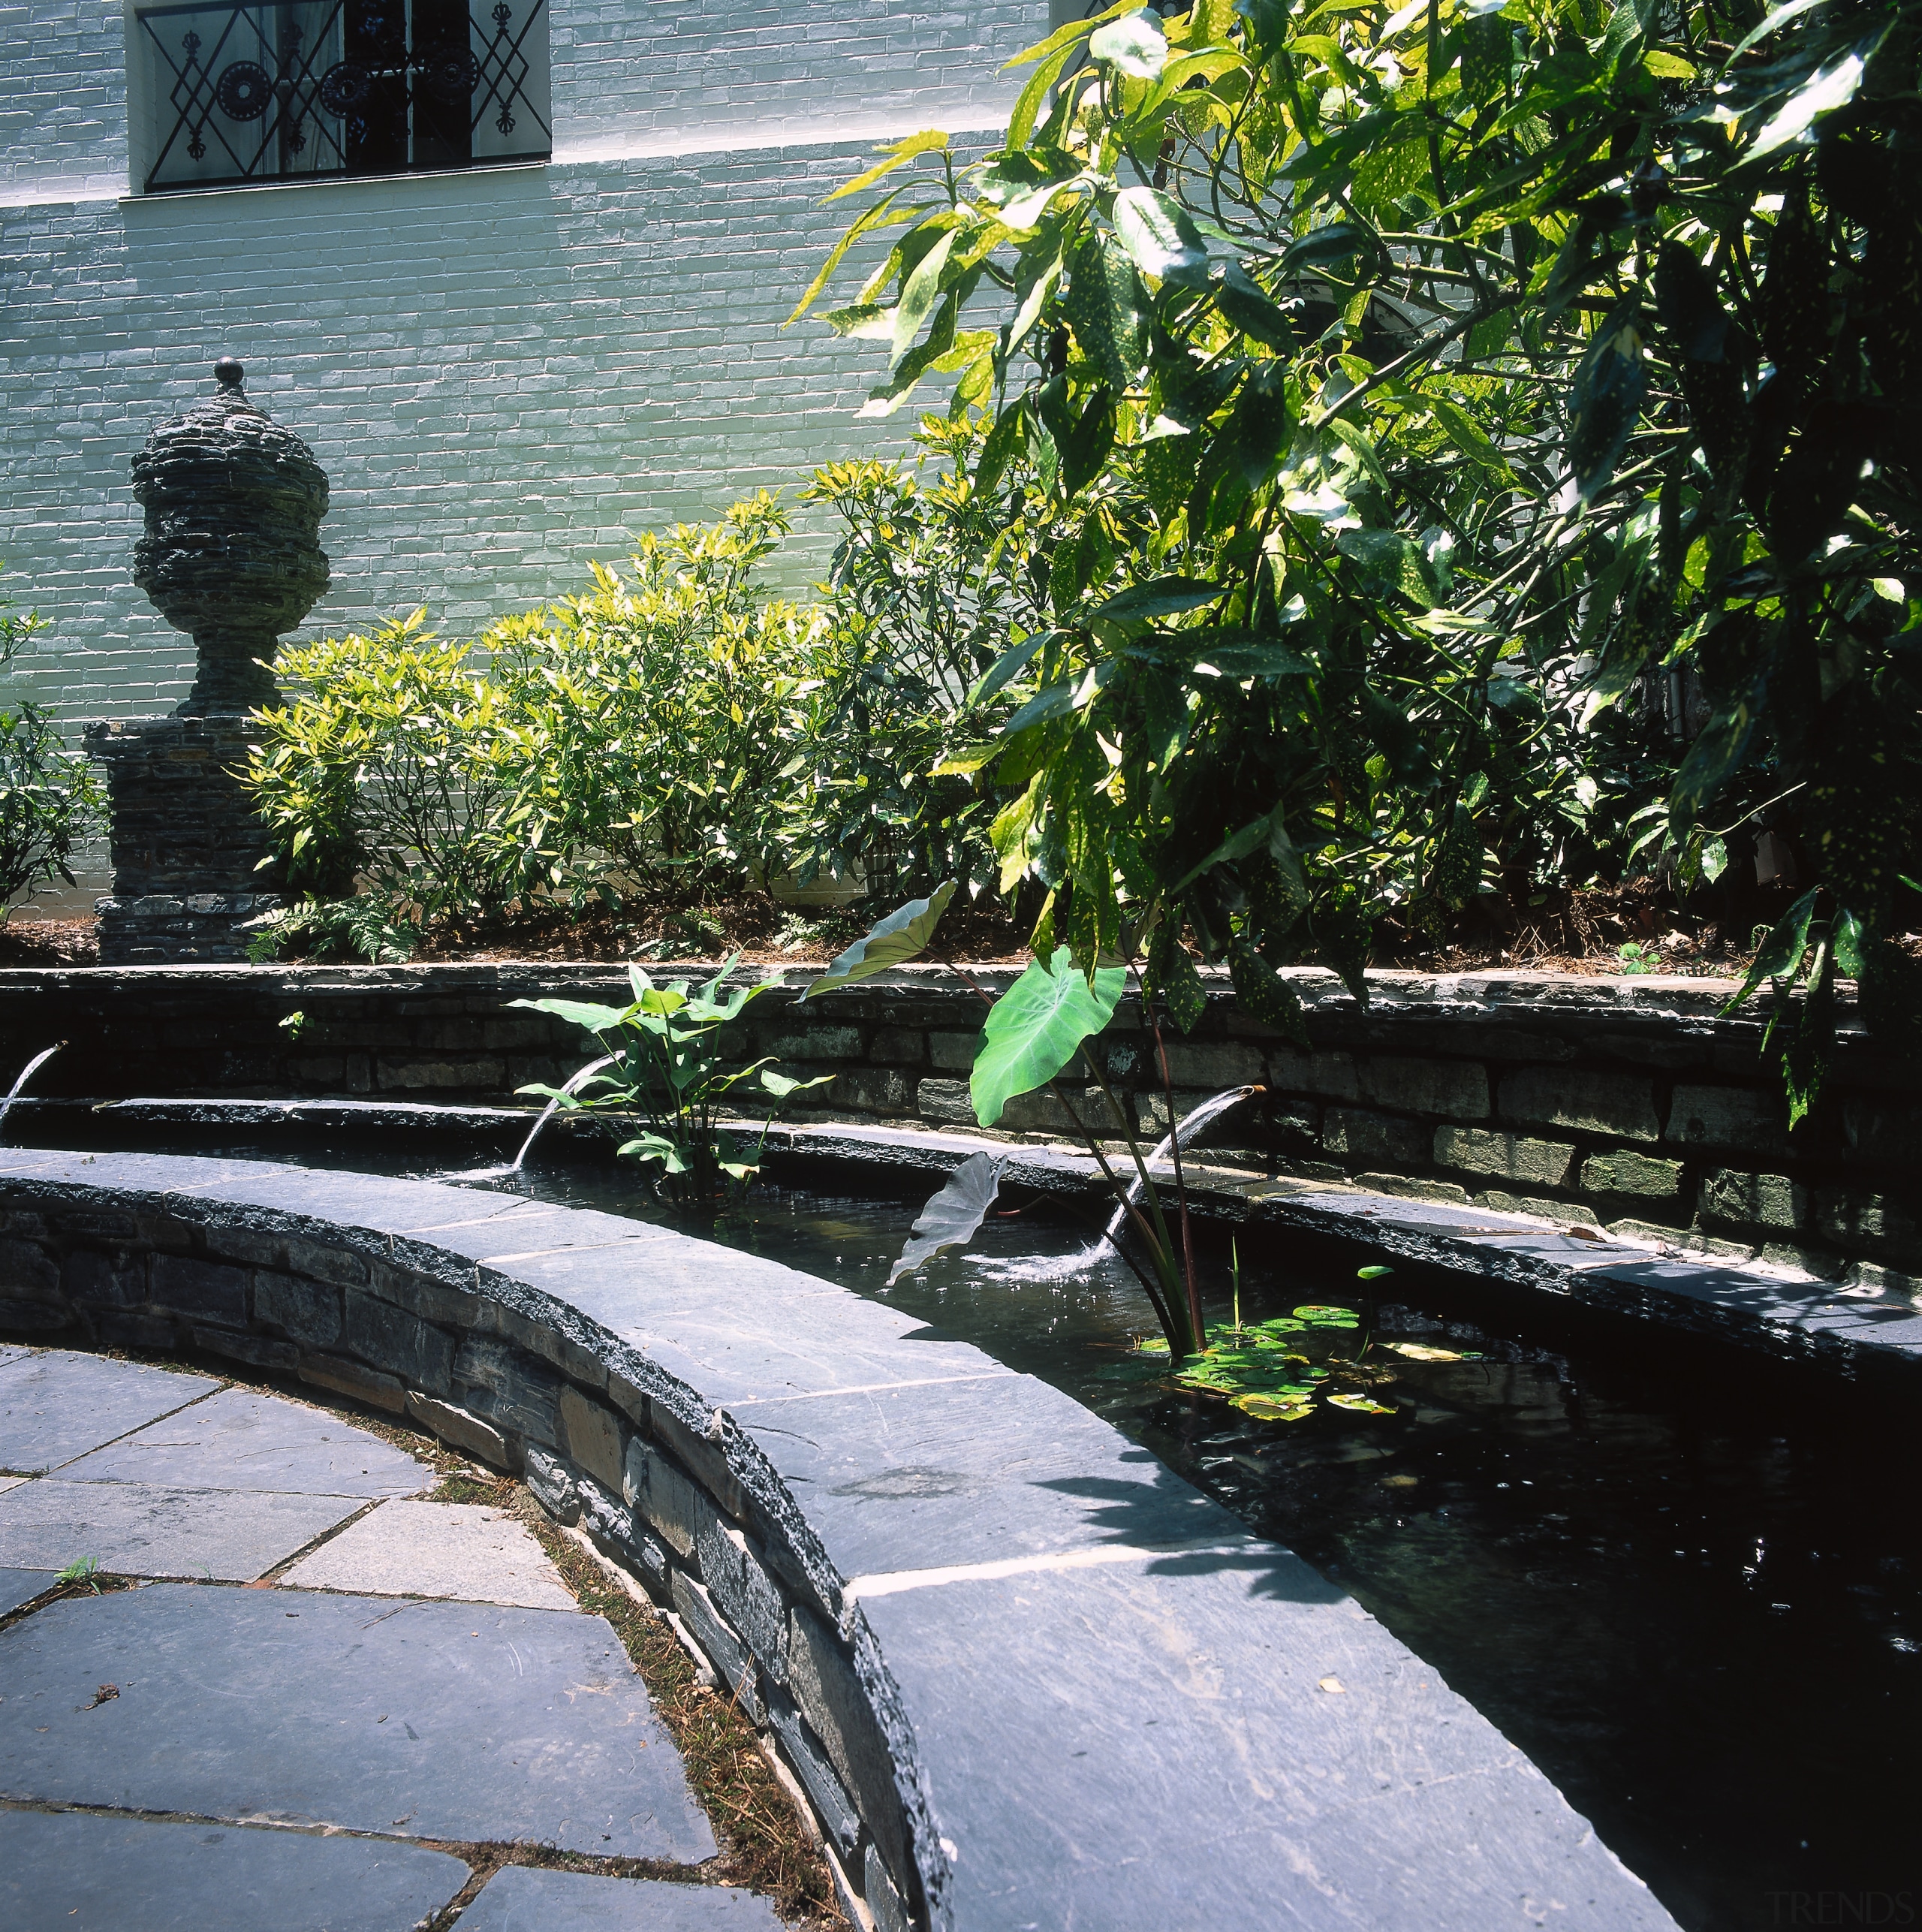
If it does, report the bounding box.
[1100,1084,1261,1249]
[0,1043,64,1143]
[966,1084,1264,1282]
[434,1053,619,1183]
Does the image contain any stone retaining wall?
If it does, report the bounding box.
[0,1148,1677,1932]
[1,961,1912,1295]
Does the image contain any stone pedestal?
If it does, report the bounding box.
[84,718,281,963]
[93,359,328,966]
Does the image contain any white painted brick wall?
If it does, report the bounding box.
[0,2,1046,903]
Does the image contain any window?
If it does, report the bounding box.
[128,0,551,193]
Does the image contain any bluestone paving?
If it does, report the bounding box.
[0,1562,50,1616]
[55,1387,430,1497]
[280,1498,575,1609]
[0,1477,364,1578]
[458,1866,785,1930]
[0,1343,29,1367]
[0,1352,216,1473]
[0,1809,471,1932]
[0,1584,715,1860]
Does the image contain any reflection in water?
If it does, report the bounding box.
[61,1125,1922,1932]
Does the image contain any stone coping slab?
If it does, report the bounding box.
[458,1866,786,1930]
[755,1121,1922,1382]
[0,1148,1677,1930]
[0,1583,715,1861]
[0,1809,471,1932]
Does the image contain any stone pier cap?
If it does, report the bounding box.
[0,1147,1679,1932]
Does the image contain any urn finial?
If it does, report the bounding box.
[130,360,330,715]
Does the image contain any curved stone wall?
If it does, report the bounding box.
[0,1146,1679,1932]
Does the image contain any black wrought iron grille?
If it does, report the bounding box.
[135,0,550,192]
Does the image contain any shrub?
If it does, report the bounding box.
[246,609,548,942]
[491,493,816,905]
[0,574,104,915]
[779,417,1042,899]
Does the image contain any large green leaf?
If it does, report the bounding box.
[1567,300,1646,501]
[1064,233,1149,392]
[1113,187,1208,282]
[803,882,957,999]
[888,1152,1005,1284]
[971,947,1125,1126]
[509,996,631,1036]
[1087,8,1167,78]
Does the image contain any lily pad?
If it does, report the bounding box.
[1327,1391,1397,1414]
[1384,1341,1463,1362]
[1293,1304,1361,1328]
[1234,1392,1315,1421]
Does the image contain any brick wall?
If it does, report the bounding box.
[2,962,1914,1294]
[0,2,1044,901]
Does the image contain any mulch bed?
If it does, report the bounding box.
[0,888,1754,978]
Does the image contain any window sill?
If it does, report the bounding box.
[120,156,551,207]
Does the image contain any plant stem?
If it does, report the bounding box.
[1144,993,1204,1353]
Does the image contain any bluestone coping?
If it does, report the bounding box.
[0,1808,471,1932]
[754,1120,1922,1378]
[457,1867,786,1930]
[0,1584,715,1859]
[0,1148,1680,1928]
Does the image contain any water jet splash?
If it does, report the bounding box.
[433,1053,618,1184]
[960,1084,1263,1282]
[0,1043,63,1143]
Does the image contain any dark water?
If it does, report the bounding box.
[32,1120,1922,1931]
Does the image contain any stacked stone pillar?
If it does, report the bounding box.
[86,359,329,964]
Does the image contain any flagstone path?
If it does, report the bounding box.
[0,1346,783,1931]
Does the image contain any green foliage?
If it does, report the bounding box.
[969,945,1126,1126]
[783,420,1044,898]
[493,496,815,904]
[803,0,1922,1112]
[247,610,547,933]
[804,881,957,997]
[245,893,421,966]
[243,473,1029,946]
[511,960,832,1213]
[0,572,104,915]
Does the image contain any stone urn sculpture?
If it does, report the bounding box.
[132,355,330,715]
[86,360,331,963]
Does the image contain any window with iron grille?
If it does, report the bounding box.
[128,0,550,193]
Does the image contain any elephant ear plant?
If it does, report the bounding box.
[512,957,831,1216]
[814,888,1404,1424]
[808,882,1207,1348]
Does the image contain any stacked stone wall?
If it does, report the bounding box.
[1,963,1912,1295]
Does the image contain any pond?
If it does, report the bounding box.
[35,1117,1922,1932]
